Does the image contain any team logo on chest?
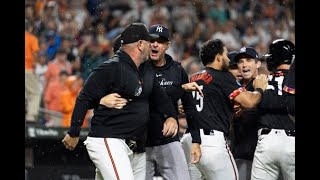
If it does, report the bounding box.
[159,78,173,86]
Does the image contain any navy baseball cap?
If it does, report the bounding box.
[228,51,238,67]
[149,24,170,41]
[234,47,259,62]
[120,23,155,44]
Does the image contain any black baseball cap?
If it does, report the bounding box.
[120,23,155,44]
[228,51,238,67]
[234,47,259,62]
[113,34,122,53]
[149,24,170,41]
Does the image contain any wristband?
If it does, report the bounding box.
[255,88,264,96]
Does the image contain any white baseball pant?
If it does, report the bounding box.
[84,137,146,180]
[251,128,295,180]
[181,129,239,180]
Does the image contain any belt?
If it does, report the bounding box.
[202,129,227,139]
[260,128,295,137]
[125,139,138,150]
[125,139,145,153]
[203,129,215,135]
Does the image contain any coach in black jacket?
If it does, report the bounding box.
[62,23,178,180]
[145,24,201,180]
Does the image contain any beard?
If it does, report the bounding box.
[221,60,229,71]
[141,48,151,62]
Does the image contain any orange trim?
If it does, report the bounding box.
[226,143,238,180]
[104,138,120,180]
[229,87,246,101]
[283,85,295,95]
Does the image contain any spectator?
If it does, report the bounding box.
[70,56,82,75]
[35,52,48,94]
[45,30,61,60]
[44,70,69,127]
[44,48,72,91]
[25,19,41,123]
[60,75,88,127]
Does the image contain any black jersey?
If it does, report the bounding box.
[232,79,258,161]
[190,67,243,135]
[257,70,295,130]
[284,61,295,92]
[283,60,295,117]
[68,50,177,142]
[146,54,200,146]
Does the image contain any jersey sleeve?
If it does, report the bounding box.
[180,68,201,144]
[283,60,295,95]
[68,62,116,137]
[283,61,295,116]
[222,72,245,101]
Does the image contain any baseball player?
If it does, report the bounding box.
[62,23,178,180]
[225,51,242,171]
[251,39,295,180]
[227,51,243,82]
[180,39,268,180]
[283,57,295,122]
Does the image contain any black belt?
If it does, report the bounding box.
[203,129,214,135]
[260,128,295,137]
[125,139,145,153]
[202,129,227,139]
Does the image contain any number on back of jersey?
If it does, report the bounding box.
[192,85,204,112]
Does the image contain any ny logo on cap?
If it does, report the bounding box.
[240,47,246,53]
[156,26,163,33]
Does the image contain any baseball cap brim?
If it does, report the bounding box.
[234,52,257,63]
[149,34,160,40]
[149,34,169,41]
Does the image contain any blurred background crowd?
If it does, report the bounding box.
[25,0,295,128]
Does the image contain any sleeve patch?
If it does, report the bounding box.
[283,85,295,94]
[229,87,246,101]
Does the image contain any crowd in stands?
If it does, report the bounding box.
[25,0,295,128]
